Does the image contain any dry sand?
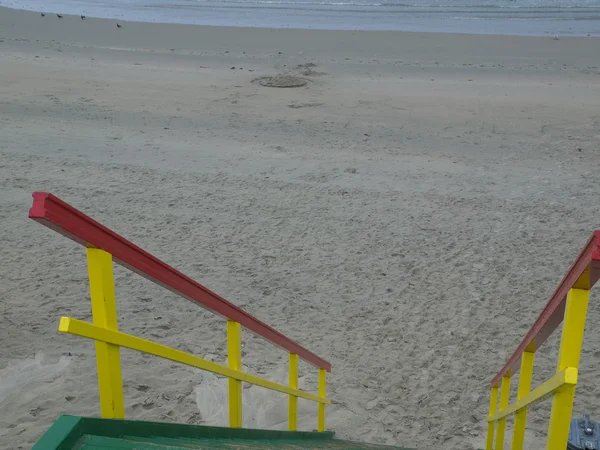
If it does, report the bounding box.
[1,7,600,449]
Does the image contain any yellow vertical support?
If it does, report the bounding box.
[495,374,511,450]
[547,288,589,450]
[318,368,326,432]
[485,385,499,450]
[86,248,125,419]
[227,319,243,428]
[512,351,535,450]
[288,353,298,431]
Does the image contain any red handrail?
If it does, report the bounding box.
[29,192,331,371]
[491,231,600,386]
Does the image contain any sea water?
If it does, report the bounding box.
[3,0,600,35]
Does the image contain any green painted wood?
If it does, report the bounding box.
[77,435,192,450]
[33,416,411,450]
[77,416,336,441]
[32,416,85,450]
[78,434,410,449]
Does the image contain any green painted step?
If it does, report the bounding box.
[33,416,412,450]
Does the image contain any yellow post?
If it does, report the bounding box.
[227,319,243,428]
[547,288,589,450]
[512,351,535,450]
[86,248,125,419]
[288,353,298,431]
[485,385,499,450]
[318,368,326,432]
[495,374,511,450]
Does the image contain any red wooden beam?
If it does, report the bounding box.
[491,231,600,386]
[29,192,331,371]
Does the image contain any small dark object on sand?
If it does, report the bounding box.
[231,67,235,69]
[57,14,63,18]
[117,23,122,28]
[81,15,86,19]
[41,13,45,17]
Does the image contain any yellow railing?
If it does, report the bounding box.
[485,232,600,450]
[29,192,331,432]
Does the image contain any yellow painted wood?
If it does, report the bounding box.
[547,288,590,450]
[59,317,331,404]
[289,353,298,431]
[556,289,590,372]
[86,248,124,419]
[227,320,243,428]
[486,367,577,422]
[512,351,535,450]
[318,369,326,432]
[485,385,499,450]
[548,385,576,450]
[495,375,511,450]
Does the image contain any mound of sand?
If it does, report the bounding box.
[258,75,308,88]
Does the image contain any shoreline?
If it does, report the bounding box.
[2,6,599,65]
[2,4,600,37]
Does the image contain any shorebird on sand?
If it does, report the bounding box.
[81,15,86,19]
[57,14,63,18]
[41,12,45,17]
[117,23,122,28]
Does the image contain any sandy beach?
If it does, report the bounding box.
[1,7,600,449]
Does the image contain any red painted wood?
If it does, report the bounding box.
[491,231,600,386]
[29,192,331,371]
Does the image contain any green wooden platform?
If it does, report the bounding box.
[33,416,411,450]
